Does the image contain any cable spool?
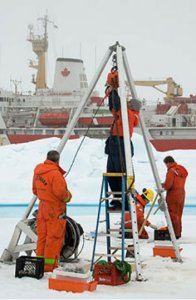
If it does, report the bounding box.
[60,216,84,261]
[30,211,84,262]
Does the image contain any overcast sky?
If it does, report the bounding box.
[0,0,196,100]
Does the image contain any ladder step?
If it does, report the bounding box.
[107,192,123,195]
[97,233,121,238]
[107,209,122,213]
[110,246,131,250]
[101,197,122,201]
[109,229,133,233]
[94,253,121,258]
[103,172,126,177]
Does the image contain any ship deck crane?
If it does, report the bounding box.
[126,77,183,102]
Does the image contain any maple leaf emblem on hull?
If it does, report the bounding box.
[61,68,70,77]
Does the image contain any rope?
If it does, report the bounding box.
[65,93,108,177]
[113,260,131,283]
[96,260,108,265]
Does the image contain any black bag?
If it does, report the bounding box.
[104,136,111,155]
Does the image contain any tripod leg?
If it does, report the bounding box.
[122,50,182,262]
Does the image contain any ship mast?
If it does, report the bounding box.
[27,15,57,92]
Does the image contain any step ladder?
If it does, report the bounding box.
[91,172,143,281]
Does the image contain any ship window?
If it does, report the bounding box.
[46,130,54,135]
[172,118,176,127]
[80,73,88,88]
[80,74,87,81]
[81,82,86,88]
[34,130,42,134]
[59,130,65,134]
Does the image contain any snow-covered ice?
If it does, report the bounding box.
[0,135,196,299]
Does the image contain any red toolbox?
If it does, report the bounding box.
[94,262,130,286]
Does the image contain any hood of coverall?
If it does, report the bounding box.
[34,159,66,176]
[168,162,188,178]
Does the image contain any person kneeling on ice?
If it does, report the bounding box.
[124,188,157,239]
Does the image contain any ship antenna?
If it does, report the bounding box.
[28,14,58,92]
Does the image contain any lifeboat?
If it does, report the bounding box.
[38,112,69,126]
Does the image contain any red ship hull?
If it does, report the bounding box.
[7,134,79,144]
[6,134,196,151]
[150,139,196,151]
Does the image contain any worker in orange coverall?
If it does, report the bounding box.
[124,189,157,239]
[162,156,188,239]
[32,150,72,272]
[105,83,141,210]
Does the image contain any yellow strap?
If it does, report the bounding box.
[103,172,126,177]
[127,175,134,189]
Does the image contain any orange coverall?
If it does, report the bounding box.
[110,103,139,137]
[124,194,150,239]
[162,162,188,238]
[32,159,72,272]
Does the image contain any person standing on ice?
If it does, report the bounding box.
[32,150,72,272]
[162,155,188,239]
[104,67,141,210]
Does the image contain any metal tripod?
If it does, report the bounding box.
[0,42,182,273]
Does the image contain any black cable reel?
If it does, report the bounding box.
[29,210,84,262]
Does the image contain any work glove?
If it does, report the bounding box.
[158,197,166,211]
[63,190,72,203]
[149,224,158,230]
[130,188,138,198]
